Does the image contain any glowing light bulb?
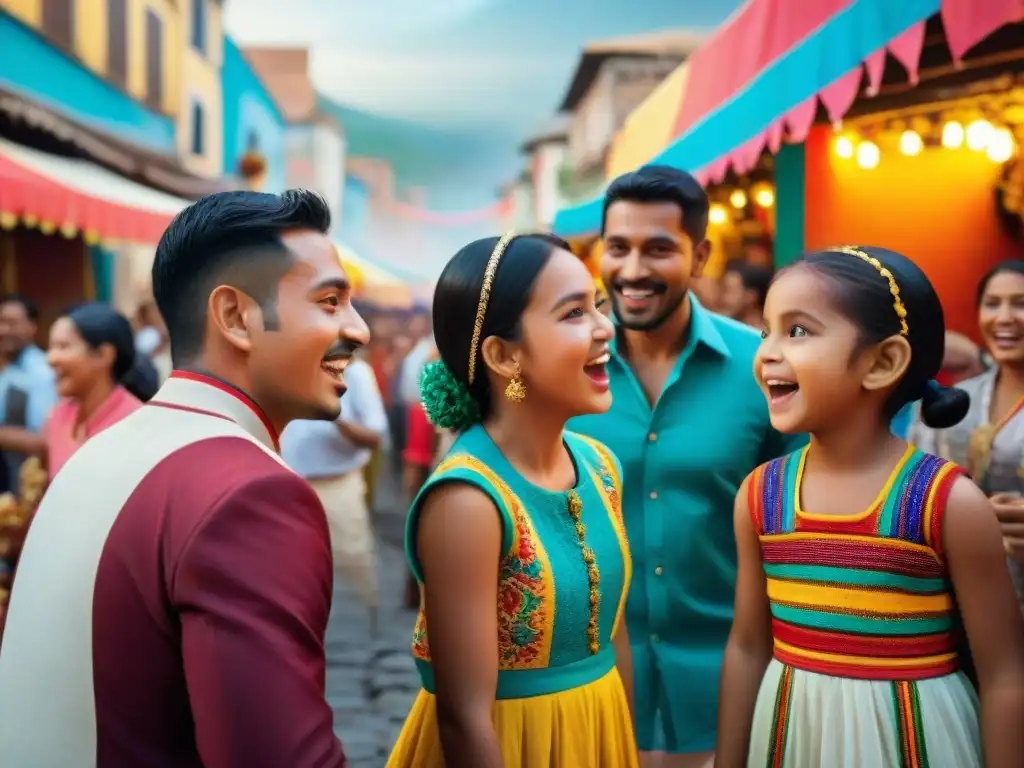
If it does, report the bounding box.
[709,204,728,225]
[899,130,923,156]
[729,189,747,209]
[966,119,994,151]
[941,121,965,149]
[987,128,1016,163]
[855,140,880,169]
[754,187,775,208]
[835,135,855,159]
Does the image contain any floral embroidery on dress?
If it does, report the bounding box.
[411,611,429,660]
[497,505,547,665]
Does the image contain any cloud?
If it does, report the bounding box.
[225,0,496,45]
[311,47,569,129]
[223,0,745,206]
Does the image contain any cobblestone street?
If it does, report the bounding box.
[325,459,418,768]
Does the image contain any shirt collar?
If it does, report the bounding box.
[609,293,731,361]
[150,370,281,453]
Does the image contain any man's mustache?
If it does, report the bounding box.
[323,340,360,361]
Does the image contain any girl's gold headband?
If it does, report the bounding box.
[467,232,517,385]
[832,245,909,336]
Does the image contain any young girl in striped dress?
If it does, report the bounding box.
[716,246,1024,768]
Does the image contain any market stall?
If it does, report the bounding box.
[0,136,190,328]
[801,16,1024,335]
[552,0,1023,293]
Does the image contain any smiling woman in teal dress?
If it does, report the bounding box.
[386,233,639,768]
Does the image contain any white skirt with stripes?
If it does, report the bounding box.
[746,659,980,768]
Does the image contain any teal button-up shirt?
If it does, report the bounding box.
[569,298,806,753]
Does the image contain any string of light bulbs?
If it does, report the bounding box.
[708,182,775,226]
[834,116,1018,169]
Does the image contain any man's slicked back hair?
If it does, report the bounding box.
[602,164,709,242]
[152,189,331,366]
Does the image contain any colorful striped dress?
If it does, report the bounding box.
[746,444,981,768]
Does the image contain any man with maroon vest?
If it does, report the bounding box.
[0,189,366,767]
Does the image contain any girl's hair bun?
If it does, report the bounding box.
[920,379,970,429]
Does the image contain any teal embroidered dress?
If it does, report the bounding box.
[386,424,638,767]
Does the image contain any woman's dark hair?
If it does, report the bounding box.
[432,233,571,421]
[975,260,1024,306]
[65,302,159,402]
[794,246,969,429]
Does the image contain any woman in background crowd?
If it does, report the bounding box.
[41,303,152,476]
[911,260,1024,612]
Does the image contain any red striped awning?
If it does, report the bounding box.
[0,138,186,245]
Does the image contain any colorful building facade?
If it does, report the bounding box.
[0,0,242,327]
[221,37,285,193]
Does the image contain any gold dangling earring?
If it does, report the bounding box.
[504,360,526,403]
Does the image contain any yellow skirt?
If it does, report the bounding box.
[386,667,639,767]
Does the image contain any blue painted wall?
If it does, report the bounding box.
[0,14,175,153]
[221,37,285,193]
[341,174,370,248]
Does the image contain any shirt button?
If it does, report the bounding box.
[651,634,660,643]
[648,432,657,442]
[649,491,658,500]
[654,566,663,576]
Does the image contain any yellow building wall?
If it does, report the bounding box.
[1,0,41,26]
[127,0,181,116]
[0,0,181,117]
[175,0,223,177]
[1,0,223,177]
[73,0,106,72]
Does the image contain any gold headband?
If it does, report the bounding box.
[467,231,517,384]
[832,245,909,336]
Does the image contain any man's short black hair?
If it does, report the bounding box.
[726,259,774,308]
[0,293,38,322]
[152,189,331,366]
[601,164,710,242]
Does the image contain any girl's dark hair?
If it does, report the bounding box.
[432,233,571,421]
[65,302,159,402]
[796,247,969,429]
[975,260,1024,306]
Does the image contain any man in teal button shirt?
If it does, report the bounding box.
[569,166,805,768]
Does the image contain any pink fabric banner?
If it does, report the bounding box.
[863,48,887,96]
[942,0,1024,61]
[672,0,857,139]
[673,0,1020,185]
[819,67,865,124]
[887,22,926,85]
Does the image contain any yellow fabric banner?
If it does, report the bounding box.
[606,62,691,179]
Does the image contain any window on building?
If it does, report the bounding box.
[145,9,163,110]
[106,0,128,88]
[190,0,206,54]
[247,130,260,152]
[191,101,205,156]
[41,0,74,50]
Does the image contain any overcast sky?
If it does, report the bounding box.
[225,0,739,130]
[223,0,743,223]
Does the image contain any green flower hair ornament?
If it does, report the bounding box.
[419,360,481,431]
